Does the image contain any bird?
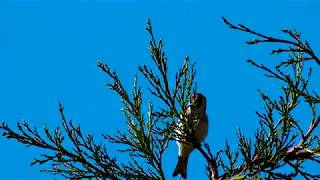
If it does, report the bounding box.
[172,93,209,179]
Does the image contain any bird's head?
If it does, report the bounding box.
[190,93,206,113]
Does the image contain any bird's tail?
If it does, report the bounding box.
[172,156,188,179]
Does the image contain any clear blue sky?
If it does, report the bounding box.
[0,0,319,179]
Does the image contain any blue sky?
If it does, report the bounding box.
[0,1,319,179]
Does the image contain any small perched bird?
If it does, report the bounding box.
[173,93,209,179]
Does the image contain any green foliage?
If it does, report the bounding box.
[217,17,320,179]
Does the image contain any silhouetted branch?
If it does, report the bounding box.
[1,103,121,179]
[215,17,320,179]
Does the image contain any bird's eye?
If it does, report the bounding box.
[195,97,202,108]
